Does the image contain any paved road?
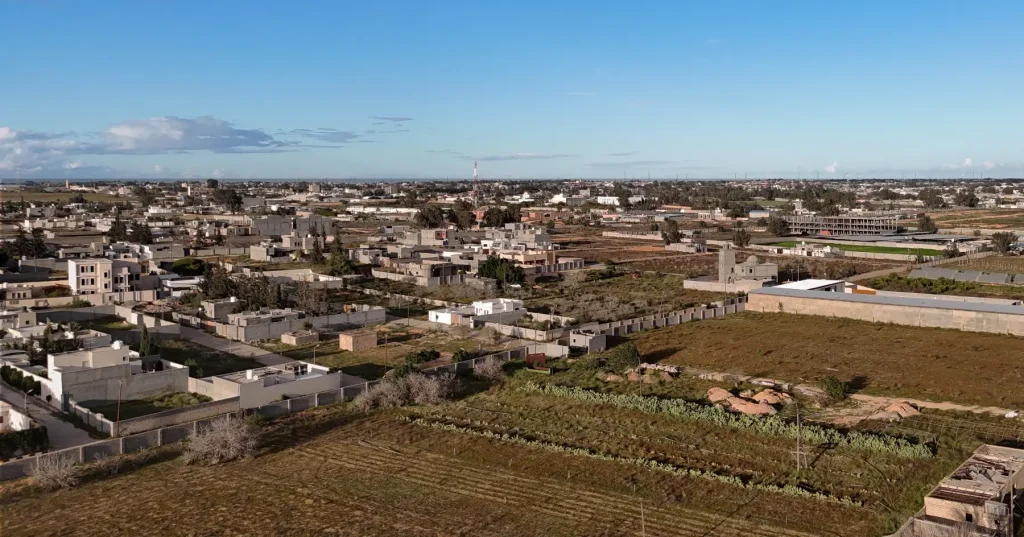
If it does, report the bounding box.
[0,381,95,451]
[180,326,292,367]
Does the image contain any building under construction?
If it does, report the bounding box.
[784,214,899,235]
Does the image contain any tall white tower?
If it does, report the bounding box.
[472,161,479,203]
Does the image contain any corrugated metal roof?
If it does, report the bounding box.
[749,287,1024,315]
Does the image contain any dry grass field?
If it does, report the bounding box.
[932,208,1024,229]
[0,190,121,203]
[527,273,727,322]
[633,312,1024,408]
[0,375,969,537]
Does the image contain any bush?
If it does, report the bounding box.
[31,452,81,490]
[407,373,459,405]
[0,427,49,459]
[604,343,641,372]
[820,376,847,402]
[354,373,458,411]
[452,348,476,363]
[473,357,506,382]
[181,416,260,466]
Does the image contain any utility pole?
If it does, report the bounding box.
[793,403,807,471]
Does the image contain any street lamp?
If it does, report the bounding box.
[312,343,322,365]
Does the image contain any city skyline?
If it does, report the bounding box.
[3,1,1024,179]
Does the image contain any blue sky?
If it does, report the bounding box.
[2,1,1023,180]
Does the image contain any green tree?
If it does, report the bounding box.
[482,207,508,228]
[605,343,641,372]
[732,228,751,247]
[661,219,682,244]
[917,215,938,233]
[139,324,156,356]
[477,256,525,286]
[992,232,1018,254]
[414,204,446,228]
[107,213,129,242]
[766,216,790,237]
[129,222,154,244]
[170,258,209,276]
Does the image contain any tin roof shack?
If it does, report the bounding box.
[896,445,1024,536]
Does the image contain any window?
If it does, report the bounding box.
[966,514,973,523]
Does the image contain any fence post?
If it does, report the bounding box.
[118,437,126,455]
[156,427,164,446]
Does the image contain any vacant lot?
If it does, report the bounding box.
[81,392,211,420]
[0,376,968,537]
[266,325,494,379]
[159,339,261,377]
[527,273,727,323]
[633,312,1024,408]
[867,273,1024,301]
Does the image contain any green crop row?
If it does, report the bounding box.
[405,416,861,506]
[521,382,933,459]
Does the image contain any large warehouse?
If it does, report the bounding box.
[746,286,1024,336]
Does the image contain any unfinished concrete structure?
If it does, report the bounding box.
[784,214,899,235]
[891,445,1024,537]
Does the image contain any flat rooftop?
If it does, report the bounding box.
[750,287,1024,316]
[774,279,845,291]
[930,445,1024,502]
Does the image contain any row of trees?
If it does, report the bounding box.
[199,266,283,310]
[414,202,523,229]
[107,214,154,244]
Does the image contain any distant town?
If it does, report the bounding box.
[2,177,1024,536]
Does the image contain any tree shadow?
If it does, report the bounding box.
[846,375,870,394]
[644,347,682,363]
[341,363,388,380]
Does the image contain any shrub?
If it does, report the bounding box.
[181,416,260,466]
[354,374,458,410]
[407,373,459,405]
[473,357,506,382]
[31,452,81,490]
[604,343,641,372]
[820,376,847,402]
[452,348,475,363]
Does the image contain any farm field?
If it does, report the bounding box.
[526,273,727,323]
[937,254,1024,275]
[633,312,1024,408]
[768,241,941,257]
[0,377,969,537]
[81,392,211,420]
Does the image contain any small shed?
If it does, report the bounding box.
[339,330,377,352]
[281,330,319,346]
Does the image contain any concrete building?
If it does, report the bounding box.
[201,297,240,320]
[427,305,476,326]
[0,401,33,432]
[774,279,845,292]
[473,298,524,316]
[746,286,1024,337]
[893,445,1024,537]
[215,305,385,342]
[718,246,778,284]
[281,330,318,346]
[68,258,159,296]
[190,361,342,409]
[31,341,189,409]
[784,215,899,235]
[338,330,377,352]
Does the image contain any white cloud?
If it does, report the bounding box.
[983,161,996,170]
[824,161,839,174]
[962,157,973,167]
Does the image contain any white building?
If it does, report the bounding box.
[472,298,524,316]
[68,258,160,296]
[189,361,342,409]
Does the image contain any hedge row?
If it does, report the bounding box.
[405,416,860,506]
[0,427,49,460]
[521,382,933,459]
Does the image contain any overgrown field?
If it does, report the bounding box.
[267,325,494,380]
[0,371,970,537]
[634,312,1024,408]
[526,273,727,323]
[932,208,1024,229]
[867,273,1024,301]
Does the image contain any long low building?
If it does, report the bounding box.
[746,286,1024,336]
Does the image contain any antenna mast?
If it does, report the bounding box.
[473,161,479,204]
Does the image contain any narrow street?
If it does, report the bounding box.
[0,381,95,451]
